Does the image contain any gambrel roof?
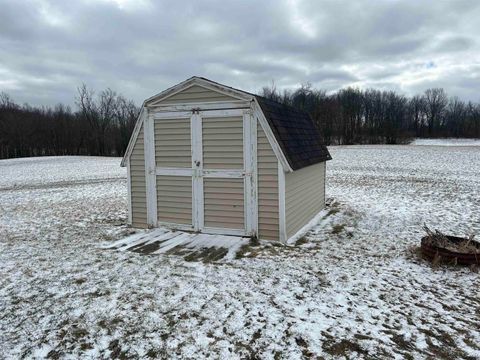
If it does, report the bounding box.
[255,96,331,170]
[121,77,331,170]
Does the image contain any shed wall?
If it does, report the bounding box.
[257,123,279,240]
[129,124,148,227]
[285,162,325,239]
[129,88,289,240]
[155,85,237,105]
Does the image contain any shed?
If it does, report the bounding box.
[121,77,331,243]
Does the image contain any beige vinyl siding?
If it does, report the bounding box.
[202,116,243,169]
[130,124,147,228]
[257,123,279,240]
[155,118,191,168]
[158,85,237,104]
[285,162,326,239]
[204,178,244,229]
[157,176,193,226]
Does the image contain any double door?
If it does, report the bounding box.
[155,109,256,236]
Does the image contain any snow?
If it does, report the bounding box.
[103,229,249,260]
[410,138,480,146]
[1,148,479,359]
[0,156,125,190]
[286,208,330,245]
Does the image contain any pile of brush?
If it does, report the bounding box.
[422,225,479,254]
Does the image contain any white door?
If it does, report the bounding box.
[156,109,257,236]
[197,113,246,236]
[156,116,195,229]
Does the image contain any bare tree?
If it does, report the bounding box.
[445,97,466,137]
[424,88,448,136]
[2,82,479,160]
[408,95,426,136]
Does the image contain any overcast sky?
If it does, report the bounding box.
[1,0,479,107]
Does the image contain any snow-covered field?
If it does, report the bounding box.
[1,148,479,359]
[411,138,480,146]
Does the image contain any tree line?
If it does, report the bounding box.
[0,86,138,159]
[1,84,479,159]
[261,85,480,145]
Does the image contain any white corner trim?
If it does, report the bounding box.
[323,162,327,207]
[253,99,293,173]
[278,160,287,243]
[243,109,258,237]
[144,111,157,227]
[126,158,132,225]
[253,115,259,238]
[251,109,258,237]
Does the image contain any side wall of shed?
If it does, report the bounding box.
[285,162,325,239]
[129,123,148,228]
[257,122,279,240]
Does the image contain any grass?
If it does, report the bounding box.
[235,237,262,259]
[295,236,309,246]
[331,224,346,234]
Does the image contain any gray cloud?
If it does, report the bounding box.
[1,0,479,106]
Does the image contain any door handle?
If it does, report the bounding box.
[195,161,201,167]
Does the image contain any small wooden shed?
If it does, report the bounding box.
[121,77,331,243]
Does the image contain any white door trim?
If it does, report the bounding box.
[202,227,246,237]
[156,168,193,176]
[243,109,258,237]
[153,108,245,120]
[126,158,132,225]
[278,160,287,243]
[157,167,244,178]
[144,110,157,227]
[202,169,244,178]
[199,109,245,118]
[199,112,251,236]
[191,112,204,231]
[154,111,195,120]
[149,100,250,112]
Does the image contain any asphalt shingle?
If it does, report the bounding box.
[255,96,332,170]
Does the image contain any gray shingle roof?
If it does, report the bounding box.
[255,96,332,171]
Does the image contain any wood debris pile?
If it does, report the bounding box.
[423,225,479,254]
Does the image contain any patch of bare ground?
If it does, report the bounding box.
[321,337,370,358]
